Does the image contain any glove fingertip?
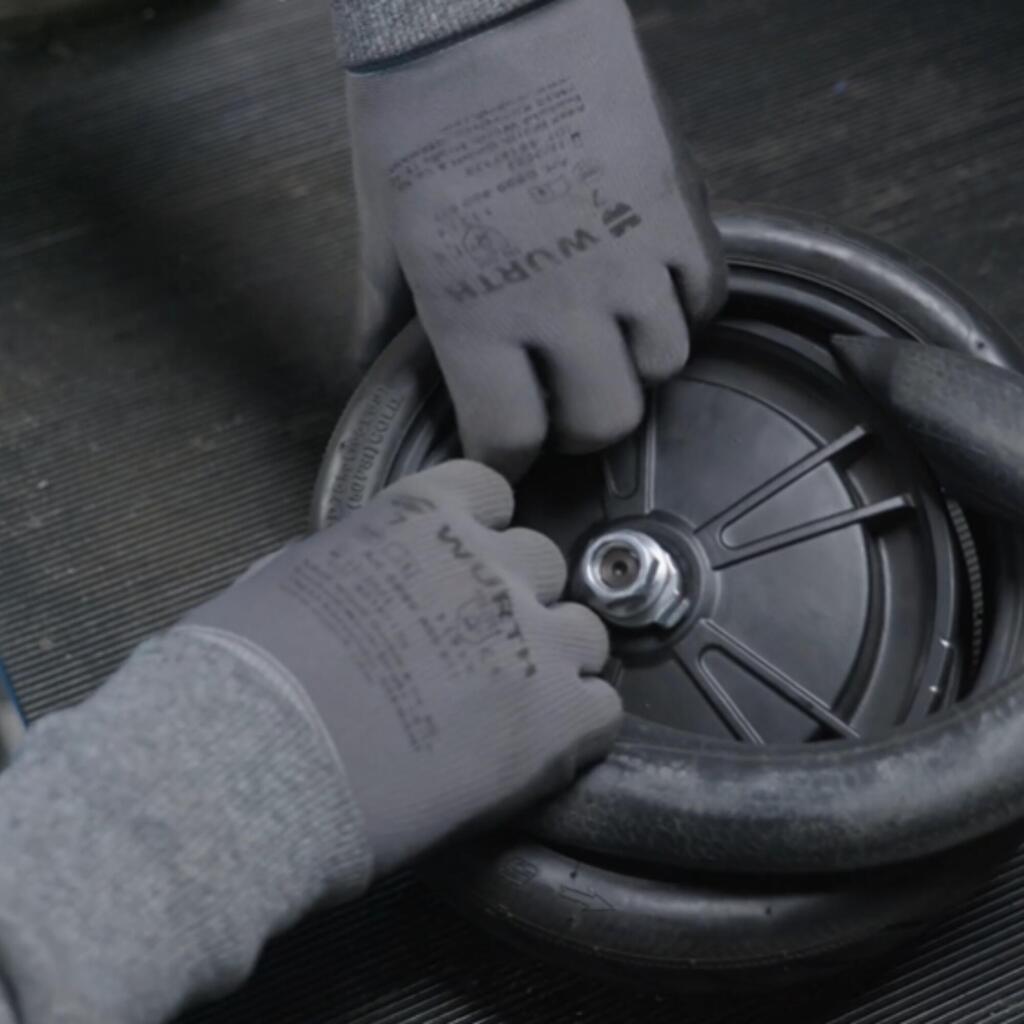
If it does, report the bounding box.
[575,678,624,768]
[424,458,517,527]
[549,602,610,673]
[670,237,728,326]
[624,291,691,385]
[441,342,549,484]
[498,528,569,605]
[463,433,544,486]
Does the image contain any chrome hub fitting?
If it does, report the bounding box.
[575,529,689,630]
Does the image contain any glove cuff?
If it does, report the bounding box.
[0,626,374,1021]
[172,623,377,884]
[334,0,558,70]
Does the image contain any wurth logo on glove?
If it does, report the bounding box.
[443,201,644,305]
[435,523,539,681]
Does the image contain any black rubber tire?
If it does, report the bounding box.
[314,206,1024,986]
[422,826,1024,992]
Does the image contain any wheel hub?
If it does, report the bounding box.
[574,528,690,630]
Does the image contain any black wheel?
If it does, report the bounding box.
[314,207,1024,987]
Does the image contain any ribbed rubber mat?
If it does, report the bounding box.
[4,0,1024,1020]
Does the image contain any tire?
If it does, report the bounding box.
[423,827,1024,991]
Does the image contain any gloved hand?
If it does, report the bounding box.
[349,0,725,479]
[186,461,621,876]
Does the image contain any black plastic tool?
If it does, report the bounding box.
[831,335,1024,524]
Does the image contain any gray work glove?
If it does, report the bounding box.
[186,461,621,876]
[349,0,726,479]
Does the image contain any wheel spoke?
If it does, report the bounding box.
[682,620,860,739]
[672,634,766,744]
[701,495,914,570]
[601,392,659,519]
[696,425,870,534]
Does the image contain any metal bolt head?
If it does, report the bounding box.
[575,529,689,630]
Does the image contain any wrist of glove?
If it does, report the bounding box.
[185,461,621,877]
[349,0,725,479]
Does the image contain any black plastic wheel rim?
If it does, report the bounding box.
[319,249,995,750]
[521,325,966,742]
[394,319,967,742]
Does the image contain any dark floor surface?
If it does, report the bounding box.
[3,0,1024,1020]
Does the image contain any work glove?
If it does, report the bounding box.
[348,0,725,479]
[186,461,621,876]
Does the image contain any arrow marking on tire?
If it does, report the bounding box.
[558,885,615,912]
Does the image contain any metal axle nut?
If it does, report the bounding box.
[575,529,689,630]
